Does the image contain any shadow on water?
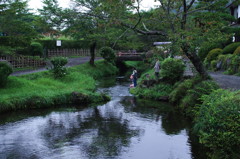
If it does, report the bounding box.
[121,97,191,135]
[0,77,208,159]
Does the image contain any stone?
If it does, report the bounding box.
[158,96,169,102]
[71,92,90,104]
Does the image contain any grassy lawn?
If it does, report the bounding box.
[0,60,118,112]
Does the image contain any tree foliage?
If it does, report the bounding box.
[0,0,38,46]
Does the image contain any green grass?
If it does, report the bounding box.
[13,67,36,72]
[130,83,173,100]
[0,60,117,112]
[129,67,174,100]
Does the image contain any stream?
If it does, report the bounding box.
[0,77,207,159]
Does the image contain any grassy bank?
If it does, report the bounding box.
[129,69,174,100]
[0,60,118,113]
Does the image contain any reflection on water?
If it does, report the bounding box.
[0,79,207,159]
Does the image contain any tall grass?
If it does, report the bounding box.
[0,61,118,112]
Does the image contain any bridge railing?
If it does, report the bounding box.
[116,52,143,57]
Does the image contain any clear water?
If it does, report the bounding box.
[0,78,207,159]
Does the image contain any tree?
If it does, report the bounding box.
[0,0,38,46]
[95,0,232,79]
[38,0,66,32]
[63,0,132,65]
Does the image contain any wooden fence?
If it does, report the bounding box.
[0,55,46,68]
[47,49,92,57]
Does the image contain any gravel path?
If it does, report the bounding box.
[209,72,240,91]
[183,60,240,90]
[11,57,102,76]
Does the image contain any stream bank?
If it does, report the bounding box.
[0,61,117,113]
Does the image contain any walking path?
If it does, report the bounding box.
[209,72,240,90]
[183,61,240,90]
[11,57,102,76]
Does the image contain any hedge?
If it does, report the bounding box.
[222,42,240,54]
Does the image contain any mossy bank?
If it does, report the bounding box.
[0,61,118,113]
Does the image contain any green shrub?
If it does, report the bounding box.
[228,55,240,74]
[36,40,89,49]
[30,42,43,56]
[216,54,240,74]
[0,61,13,88]
[206,48,223,62]
[211,60,217,71]
[0,36,31,47]
[179,80,219,118]
[99,47,116,62]
[222,42,240,54]
[130,83,173,100]
[15,47,31,56]
[233,46,240,55]
[216,55,226,70]
[194,89,240,159]
[169,76,203,104]
[216,54,234,70]
[160,58,185,84]
[50,57,68,78]
[198,42,224,61]
[0,46,15,56]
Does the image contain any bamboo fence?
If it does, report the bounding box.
[0,55,46,68]
[47,49,91,57]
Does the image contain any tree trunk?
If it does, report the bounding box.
[180,0,209,79]
[182,43,209,79]
[89,41,97,66]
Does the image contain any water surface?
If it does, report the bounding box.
[0,78,206,159]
